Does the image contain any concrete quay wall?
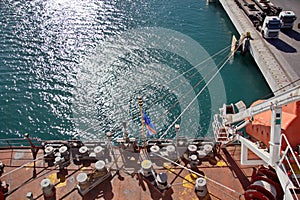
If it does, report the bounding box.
[218,0,296,94]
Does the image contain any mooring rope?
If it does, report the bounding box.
[159,41,242,139]
[74,45,232,139]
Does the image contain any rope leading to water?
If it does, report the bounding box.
[159,42,241,139]
[165,45,231,85]
[153,49,232,128]
[73,45,232,139]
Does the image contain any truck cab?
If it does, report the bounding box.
[279,11,297,29]
[261,16,281,39]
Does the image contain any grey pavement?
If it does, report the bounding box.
[268,0,300,78]
[218,0,300,94]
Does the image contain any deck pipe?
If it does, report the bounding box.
[79,146,91,167]
[76,173,89,190]
[94,160,108,177]
[0,161,4,177]
[40,178,56,200]
[166,145,177,161]
[94,146,104,160]
[141,160,153,177]
[26,192,33,200]
[195,178,211,200]
[150,145,162,166]
[156,172,168,190]
[44,145,55,167]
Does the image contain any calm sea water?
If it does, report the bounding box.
[0,0,271,141]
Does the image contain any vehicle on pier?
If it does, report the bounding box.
[234,0,263,25]
[253,0,281,16]
[253,0,297,29]
[235,0,281,38]
[279,11,297,29]
[235,0,297,39]
[261,16,281,38]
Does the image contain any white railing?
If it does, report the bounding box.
[278,134,300,199]
[212,114,230,144]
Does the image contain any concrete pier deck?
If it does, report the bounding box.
[218,0,300,94]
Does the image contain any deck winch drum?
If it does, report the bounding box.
[245,179,277,200]
[245,167,283,200]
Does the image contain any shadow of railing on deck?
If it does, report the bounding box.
[221,148,251,190]
[83,176,114,200]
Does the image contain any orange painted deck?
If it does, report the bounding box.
[0,145,259,200]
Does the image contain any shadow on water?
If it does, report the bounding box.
[281,29,300,41]
[266,38,297,53]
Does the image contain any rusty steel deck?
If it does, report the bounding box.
[0,143,259,200]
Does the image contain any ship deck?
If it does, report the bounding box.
[0,143,259,200]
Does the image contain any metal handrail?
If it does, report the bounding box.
[0,137,42,147]
[279,134,300,199]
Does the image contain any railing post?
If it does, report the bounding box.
[24,134,38,178]
[269,106,282,166]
